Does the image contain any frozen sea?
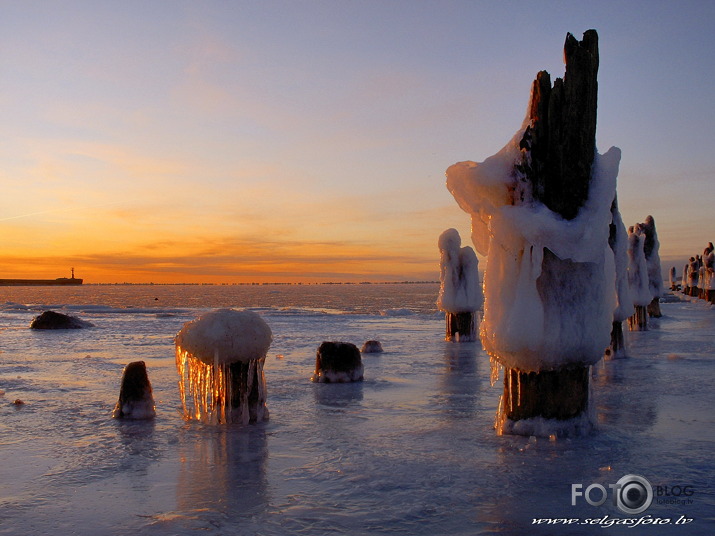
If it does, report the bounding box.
[0,283,713,535]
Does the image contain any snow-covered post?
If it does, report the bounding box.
[446,30,616,436]
[606,198,633,358]
[668,266,677,291]
[641,216,663,317]
[682,261,690,295]
[626,225,651,331]
[687,256,700,297]
[704,244,715,303]
[437,228,483,342]
[175,309,272,425]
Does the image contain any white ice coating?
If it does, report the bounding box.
[627,227,652,307]
[437,228,483,313]
[705,250,715,290]
[446,118,618,372]
[175,309,272,364]
[642,215,664,299]
[610,202,634,322]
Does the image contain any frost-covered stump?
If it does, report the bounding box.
[312,342,364,383]
[437,229,483,342]
[175,309,271,425]
[446,30,616,437]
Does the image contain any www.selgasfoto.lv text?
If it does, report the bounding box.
[532,515,694,528]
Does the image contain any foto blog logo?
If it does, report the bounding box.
[572,474,653,515]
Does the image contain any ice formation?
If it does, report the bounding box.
[704,245,715,298]
[445,29,617,436]
[112,361,156,420]
[175,309,272,424]
[445,140,618,371]
[609,199,634,323]
[626,226,652,308]
[605,198,633,358]
[641,215,663,300]
[437,228,483,314]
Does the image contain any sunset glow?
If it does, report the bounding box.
[2,2,713,283]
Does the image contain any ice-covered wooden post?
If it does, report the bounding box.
[606,198,633,358]
[668,266,677,291]
[437,228,483,342]
[641,216,663,318]
[175,309,272,424]
[447,30,618,436]
[626,225,651,331]
[704,244,715,303]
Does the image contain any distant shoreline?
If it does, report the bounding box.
[82,281,440,287]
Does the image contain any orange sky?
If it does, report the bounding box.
[2,3,713,284]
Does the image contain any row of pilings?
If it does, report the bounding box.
[674,242,715,303]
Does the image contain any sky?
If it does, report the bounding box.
[1,0,713,284]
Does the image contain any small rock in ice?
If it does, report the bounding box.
[30,310,93,329]
[360,340,383,353]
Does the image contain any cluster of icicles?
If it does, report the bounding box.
[176,347,268,425]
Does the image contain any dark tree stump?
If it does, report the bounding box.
[627,305,648,331]
[606,320,625,359]
[502,366,589,421]
[227,360,268,423]
[445,312,476,342]
[647,297,662,318]
[313,342,364,383]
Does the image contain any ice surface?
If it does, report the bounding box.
[437,228,483,313]
[0,285,714,535]
[446,118,619,371]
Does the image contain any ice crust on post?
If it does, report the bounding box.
[445,126,618,372]
[437,228,483,314]
[175,309,272,425]
[445,30,618,436]
[606,198,633,358]
[437,228,483,342]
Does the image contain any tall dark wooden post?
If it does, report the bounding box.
[501,31,600,428]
